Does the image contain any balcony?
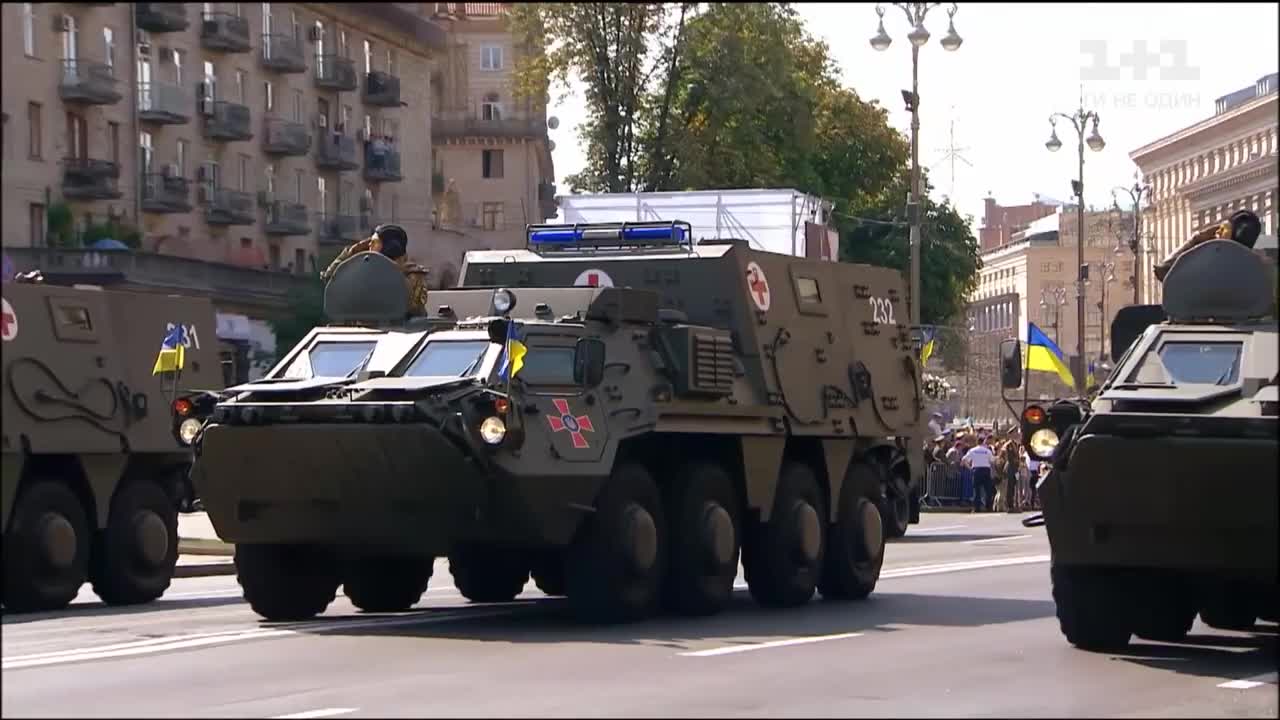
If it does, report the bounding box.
[364,71,401,107]
[265,200,311,236]
[58,60,123,105]
[431,111,547,140]
[141,174,193,213]
[138,81,191,124]
[61,158,123,200]
[136,3,189,33]
[317,214,369,246]
[316,134,359,171]
[203,187,255,226]
[259,34,306,74]
[314,55,357,92]
[200,12,251,53]
[202,100,253,142]
[262,116,311,156]
[364,148,403,183]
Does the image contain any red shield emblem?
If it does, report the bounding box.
[546,398,595,449]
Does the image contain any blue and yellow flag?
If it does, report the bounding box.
[151,325,186,375]
[919,326,937,367]
[1086,359,1097,388]
[1025,322,1075,387]
[497,321,526,383]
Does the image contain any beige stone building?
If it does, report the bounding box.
[427,2,556,285]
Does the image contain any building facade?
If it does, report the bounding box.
[1130,73,1279,304]
[976,193,1061,251]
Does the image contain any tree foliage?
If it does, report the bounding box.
[269,274,326,359]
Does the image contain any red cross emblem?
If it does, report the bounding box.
[746,261,771,311]
[1,298,17,342]
[574,268,613,288]
[546,398,595,449]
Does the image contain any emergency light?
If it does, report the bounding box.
[526,221,693,249]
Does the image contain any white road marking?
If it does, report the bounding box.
[965,534,1032,545]
[727,555,1049,595]
[904,524,967,534]
[273,708,357,719]
[681,632,863,657]
[1218,672,1278,690]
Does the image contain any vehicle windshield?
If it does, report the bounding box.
[1125,341,1243,386]
[404,340,492,377]
[281,341,378,380]
[517,346,577,385]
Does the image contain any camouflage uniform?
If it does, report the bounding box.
[1154,210,1261,283]
[321,236,430,316]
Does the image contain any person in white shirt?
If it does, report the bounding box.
[963,436,996,512]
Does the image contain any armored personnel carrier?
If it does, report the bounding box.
[193,221,926,623]
[2,278,223,612]
[999,239,1278,651]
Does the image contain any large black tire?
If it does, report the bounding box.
[880,464,911,539]
[663,462,741,617]
[818,463,884,602]
[744,462,826,609]
[89,481,179,606]
[345,553,434,612]
[449,546,528,604]
[236,543,340,621]
[1199,582,1258,631]
[530,553,566,597]
[1051,562,1133,652]
[1131,574,1197,642]
[565,463,667,623]
[2,481,91,612]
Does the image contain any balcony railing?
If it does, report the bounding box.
[202,100,253,142]
[58,60,123,105]
[201,12,251,53]
[432,3,507,18]
[431,111,547,139]
[317,214,369,245]
[364,71,401,107]
[265,200,311,236]
[260,33,306,73]
[203,187,255,225]
[136,2,189,33]
[364,148,403,182]
[141,173,193,213]
[138,81,191,124]
[262,116,311,155]
[314,55,357,91]
[62,158,123,200]
[316,134,359,170]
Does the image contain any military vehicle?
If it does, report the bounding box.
[2,278,223,612]
[998,239,1278,651]
[192,221,926,623]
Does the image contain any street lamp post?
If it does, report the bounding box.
[1091,257,1116,360]
[1112,176,1153,306]
[870,2,963,329]
[1040,284,1068,344]
[1045,99,1106,391]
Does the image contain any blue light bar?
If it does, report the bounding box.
[528,223,688,246]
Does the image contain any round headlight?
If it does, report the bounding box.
[492,289,516,315]
[178,417,203,445]
[479,416,507,445]
[1029,427,1060,457]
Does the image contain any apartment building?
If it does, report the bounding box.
[427,2,555,285]
[976,193,1061,251]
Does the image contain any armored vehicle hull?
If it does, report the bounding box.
[2,280,223,612]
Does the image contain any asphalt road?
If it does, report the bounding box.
[3,513,1276,718]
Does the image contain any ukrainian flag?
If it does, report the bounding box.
[497,321,526,383]
[919,326,937,367]
[1025,322,1075,388]
[151,325,186,375]
[1086,360,1097,388]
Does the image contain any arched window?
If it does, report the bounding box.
[481,93,502,121]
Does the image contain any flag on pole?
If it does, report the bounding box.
[1086,359,1097,388]
[1024,322,1075,387]
[496,321,526,383]
[151,325,186,375]
[919,326,937,367]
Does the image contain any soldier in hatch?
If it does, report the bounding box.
[1153,209,1262,282]
[321,223,430,315]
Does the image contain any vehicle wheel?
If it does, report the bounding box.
[818,463,884,601]
[449,546,528,604]
[89,481,179,606]
[663,462,740,617]
[2,481,91,612]
[880,466,911,539]
[530,553,566,597]
[236,543,339,621]
[1051,562,1133,652]
[1131,574,1197,642]
[344,553,434,612]
[565,463,667,623]
[1199,583,1258,631]
[744,462,826,609]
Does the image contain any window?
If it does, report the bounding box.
[405,340,491,378]
[103,27,115,69]
[263,81,273,112]
[29,203,45,247]
[138,131,153,174]
[295,248,306,274]
[481,93,502,121]
[481,201,504,230]
[23,3,36,57]
[363,40,373,74]
[173,49,184,84]
[338,29,348,58]
[66,112,86,160]
[108,121,119,163]
[1127,341,1243,386]
[292,89,303,122]
[317,176,327,213]
[264,162,276,195]
[516,346,577,385]
[314,20,325,58]
[385,48,396,76]
[239,155,249,191]
[481,46,503,71]
[1040,262,1051,273]
[235,69,247,103]
[269,243,281,269]
[203,61,217,99]
[795,277,822,303]
[341,105,351,132]
[27,102,42,159]
[317,98,329,129]
[282,341,377,379]
[295,170,304,203]
[177,139,189,176]
[482,149,504,179]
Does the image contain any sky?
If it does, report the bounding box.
[543,2,1279,229]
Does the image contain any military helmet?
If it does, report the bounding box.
[373,223,409,259]
[1227,209,1262,248]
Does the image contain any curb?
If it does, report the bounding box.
[178,538,235,557]
[174,562,238,579]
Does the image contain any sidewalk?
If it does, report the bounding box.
[177,512,235,577]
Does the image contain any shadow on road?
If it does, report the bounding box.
[1110,624,1278,683]
[0,594,245,626]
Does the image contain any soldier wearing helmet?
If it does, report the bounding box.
[1154,209,1262,283]
[321,223,430,315]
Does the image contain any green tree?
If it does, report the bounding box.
[269,274,326,359]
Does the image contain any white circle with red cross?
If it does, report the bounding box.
[745,261,771,312]
[574,269,614,288]
[1,297,17,342]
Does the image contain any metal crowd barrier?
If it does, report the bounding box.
[922,462,970,507]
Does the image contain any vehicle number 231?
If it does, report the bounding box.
[868,297,896,325]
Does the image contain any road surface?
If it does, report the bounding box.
[3,513,1275,718]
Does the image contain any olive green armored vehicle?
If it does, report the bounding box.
[192,221,926,623]
[2,278,223,612]
[1000,239,1278,651]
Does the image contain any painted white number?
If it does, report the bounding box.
[868,297,896,325]
[166,322,202,350]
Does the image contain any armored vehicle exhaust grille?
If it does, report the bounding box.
[692,331,735,396]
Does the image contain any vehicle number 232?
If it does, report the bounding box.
[868,297,896,325]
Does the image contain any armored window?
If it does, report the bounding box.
[404,340,490,378]
[517,346,577,386]
[282,340,376,379]
[1126,341,1243,386]
[57,305,93,332]
[795,276,821,303]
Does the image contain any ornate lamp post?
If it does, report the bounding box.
[1091,257,1116,360]
[1040,284,1068,344]
[1112,175,1153,305]
[870,2,963,329]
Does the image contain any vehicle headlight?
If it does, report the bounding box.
[1029,427,1059,457]
[178,417,203,445]
[492,288,516,315]
[479,416,507,445]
